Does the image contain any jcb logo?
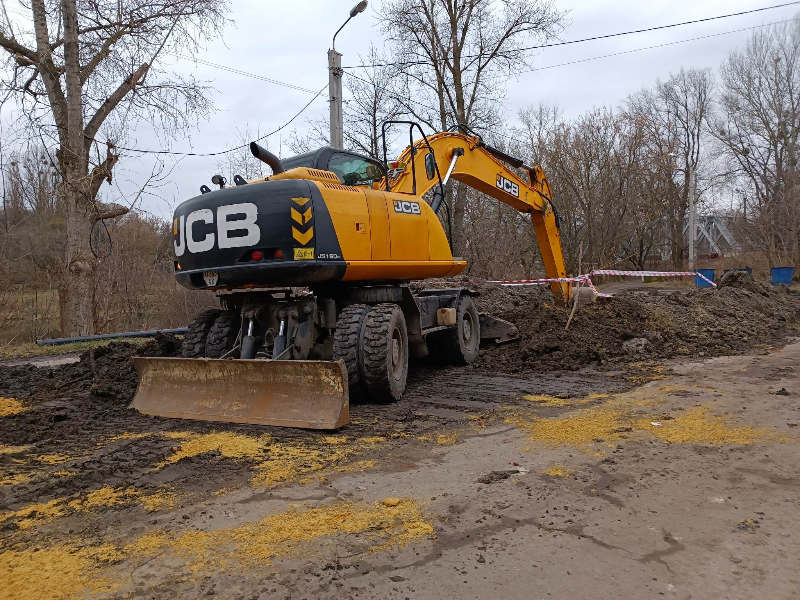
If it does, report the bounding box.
[393,200,421,215]
[496,175,519,198]
[173,203,260,256]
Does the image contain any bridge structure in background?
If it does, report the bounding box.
[659,214,741,260]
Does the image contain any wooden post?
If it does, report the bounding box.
[565,242,584,331]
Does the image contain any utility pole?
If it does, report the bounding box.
[328,49,343,148]
[688,165,695,271]
[329,1,368,149]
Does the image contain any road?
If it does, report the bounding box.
[2,339,799,599]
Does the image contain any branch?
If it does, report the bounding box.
[80,27,130,85]
[84,62,149,143]
[22,67,39,94]
[29,0,68,132]
[0,34,39,68]
[92,201,128,221]
[88,141,120,201]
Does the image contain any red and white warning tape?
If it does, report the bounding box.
[423,269,716,297]
[590,269,717,287]
[581,276,613,298]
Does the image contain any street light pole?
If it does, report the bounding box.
[688,164,695,271]
[329,1,368,149]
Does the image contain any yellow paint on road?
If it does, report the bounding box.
[0,473,32,486]
[1,498,434,599]
[0,485,181,529]
[522,394,573,407]
[543,465,575,477]
[0,397,26,417]
[36,452,78,465]
[0,445,32,454]
[0,544,118,600]
[509,389,787,452]
[156,431,271,468]
[418,432,458,445]
[636,406,768,445]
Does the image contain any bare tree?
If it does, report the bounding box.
[342,45,405,159]
[543,108,645,270]
[379,0,566,255]
[0,0,228,335]
[518,102,561,166]
[715,19,800,268]
[626,68,714,268]
[215,126,267,184]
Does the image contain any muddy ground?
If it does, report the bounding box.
[1,278,799,599]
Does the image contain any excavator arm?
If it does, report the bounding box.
[387,131,571,302]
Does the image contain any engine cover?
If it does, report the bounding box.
[172,179,345,290]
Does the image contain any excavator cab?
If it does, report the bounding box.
[130,126,569,430]
[281,147,385,187]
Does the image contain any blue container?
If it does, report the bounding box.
[771,266,795,286]
[694,269,715,288]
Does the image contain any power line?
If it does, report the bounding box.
[342,1,800,69]
[519,19,792,74]
[342,18,788,151]
[104,83,328,156]
[3,7,316,94]
[167,53,319,94]
[76,9,772,162]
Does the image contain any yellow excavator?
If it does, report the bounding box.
[131,123,570,429]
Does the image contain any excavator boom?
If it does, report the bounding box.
[387,131,571,302]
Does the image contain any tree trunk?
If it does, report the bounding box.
[59,0,95,336]
[59,181,96,336]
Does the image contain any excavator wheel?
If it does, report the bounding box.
[362,303,408,402]
[181,308,222,358]
[429,296,480,365]
[205,310,242,358]
[333,304,370,395]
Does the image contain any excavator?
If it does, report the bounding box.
[131,123,570,429]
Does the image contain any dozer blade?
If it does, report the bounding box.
[479,313,520,345]
[130,357,349,430]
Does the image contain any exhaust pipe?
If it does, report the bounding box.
[250,142,285,174]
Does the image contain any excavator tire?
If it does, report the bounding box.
[181,308,222,358]
[428,296,480,365]
[362,303,408,402]
[333,304,370,394]
[205,310,242,358]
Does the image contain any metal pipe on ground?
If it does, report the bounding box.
[36,328,188,346]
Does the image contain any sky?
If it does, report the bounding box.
[4,0,800,218]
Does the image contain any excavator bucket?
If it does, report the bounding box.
[129,357,349,430]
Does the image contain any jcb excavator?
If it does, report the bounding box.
[131,123,570,429]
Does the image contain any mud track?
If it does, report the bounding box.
[0,276,798,599]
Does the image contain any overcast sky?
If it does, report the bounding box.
[6,0,800,218]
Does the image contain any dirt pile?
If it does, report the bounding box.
[0,284,797,449]
[470,281,800,374]
[0,334,180,446]
[717,269,770,295]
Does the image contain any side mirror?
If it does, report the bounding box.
[424,152,436,180]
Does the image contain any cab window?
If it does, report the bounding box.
[328,153,384,187]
